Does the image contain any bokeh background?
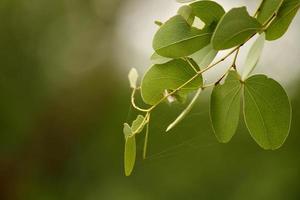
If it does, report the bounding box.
[0,0,299,199]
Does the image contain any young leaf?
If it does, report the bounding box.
[210,71,242,143]
[212,7,262,50]
[189,44,218,69]
[241,33,265,81]
[190,0,225,25]
[243,75,291,150]
[178,5,195,25]
[256,0,284,25]
[128,68,139,89]
[265,0,300,41]
[153,15,213,58]
[123,123,136,176]
[141,59,203,105]
[166,88,202,132]
[131,115,146,134]
[150,52,172,65]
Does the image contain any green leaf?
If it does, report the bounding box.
[153,15,213,58]
[150,52,172,65]
[256,0,284,25]
[212,7,262,50]
[141,59,203,105]
[243,75,291,150]
[190,0,225,25]
[241,33,265,80]
[131,115,145,134]
[210,71,242,143]
[123,123,136,176]
[190,44,218,68]
[178,5,195,25]
[128,68,138,89]
[166,88,202,132]
[265,0,300,41]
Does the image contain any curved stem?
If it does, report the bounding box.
[131,88,151,112]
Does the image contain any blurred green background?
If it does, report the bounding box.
[0,0,300,199]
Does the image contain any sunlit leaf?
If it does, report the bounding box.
[141,59,203,105]
[241,33,265,80]
[190,0,225,25]
[150,52,172,65]
[123,123,136,176]
[243,75,291,150]
[131,115,145,134]
[190,44,218,69]
[265,0,300,41]
[210,71,242,143]
[256,0,284,25]
[153,15,213,58]
[212,7,262,50]
[178,5,195,25]
[166,88,202,132]
[128,68,138,89]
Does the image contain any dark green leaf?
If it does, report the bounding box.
[243,75,291,150]
[190,0,225,25]
[141,59,203,105]
[241,33,265,80]
[257,0,284,25]
[212,7,262,50]
[153,15,213,58]
[210,71,242,143]
[265,0,300,41]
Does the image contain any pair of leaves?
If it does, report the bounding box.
[141,59,203,105]
[123,115,146,176]
[210,71,291,150]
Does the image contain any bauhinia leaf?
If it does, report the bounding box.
[189,44,218,69]
[123,123,136,176]
[256,0,284,25]
[212,7,262,50]
[190,0,225,25]
[241,33,265,81]
[210,71,242,143]
[141,59,203,105]
[178,5,195,25]
[265,0,300,41]
[131,115,146,134]
[150,52,172,65]
[243,75,291,150]
[128,68,138,89]
[166,88,202,132]
[153,15,213,58]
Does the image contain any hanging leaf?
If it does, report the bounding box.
[123,123,136,176]
[265,0,300,41]
[256,0,284,25]
[128,68,139,89]
[150,52,172,65]
[212,7,262,50]
[190,44,218,69]
[153,15,213,58]
[241,33,265,80]
[178,5,195,25]
[243,75,291,150]
[166,88,202,132]
[190,0,225,25]
[131,115,146,134]
[141,59,203,105]
[210,71,242,143]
